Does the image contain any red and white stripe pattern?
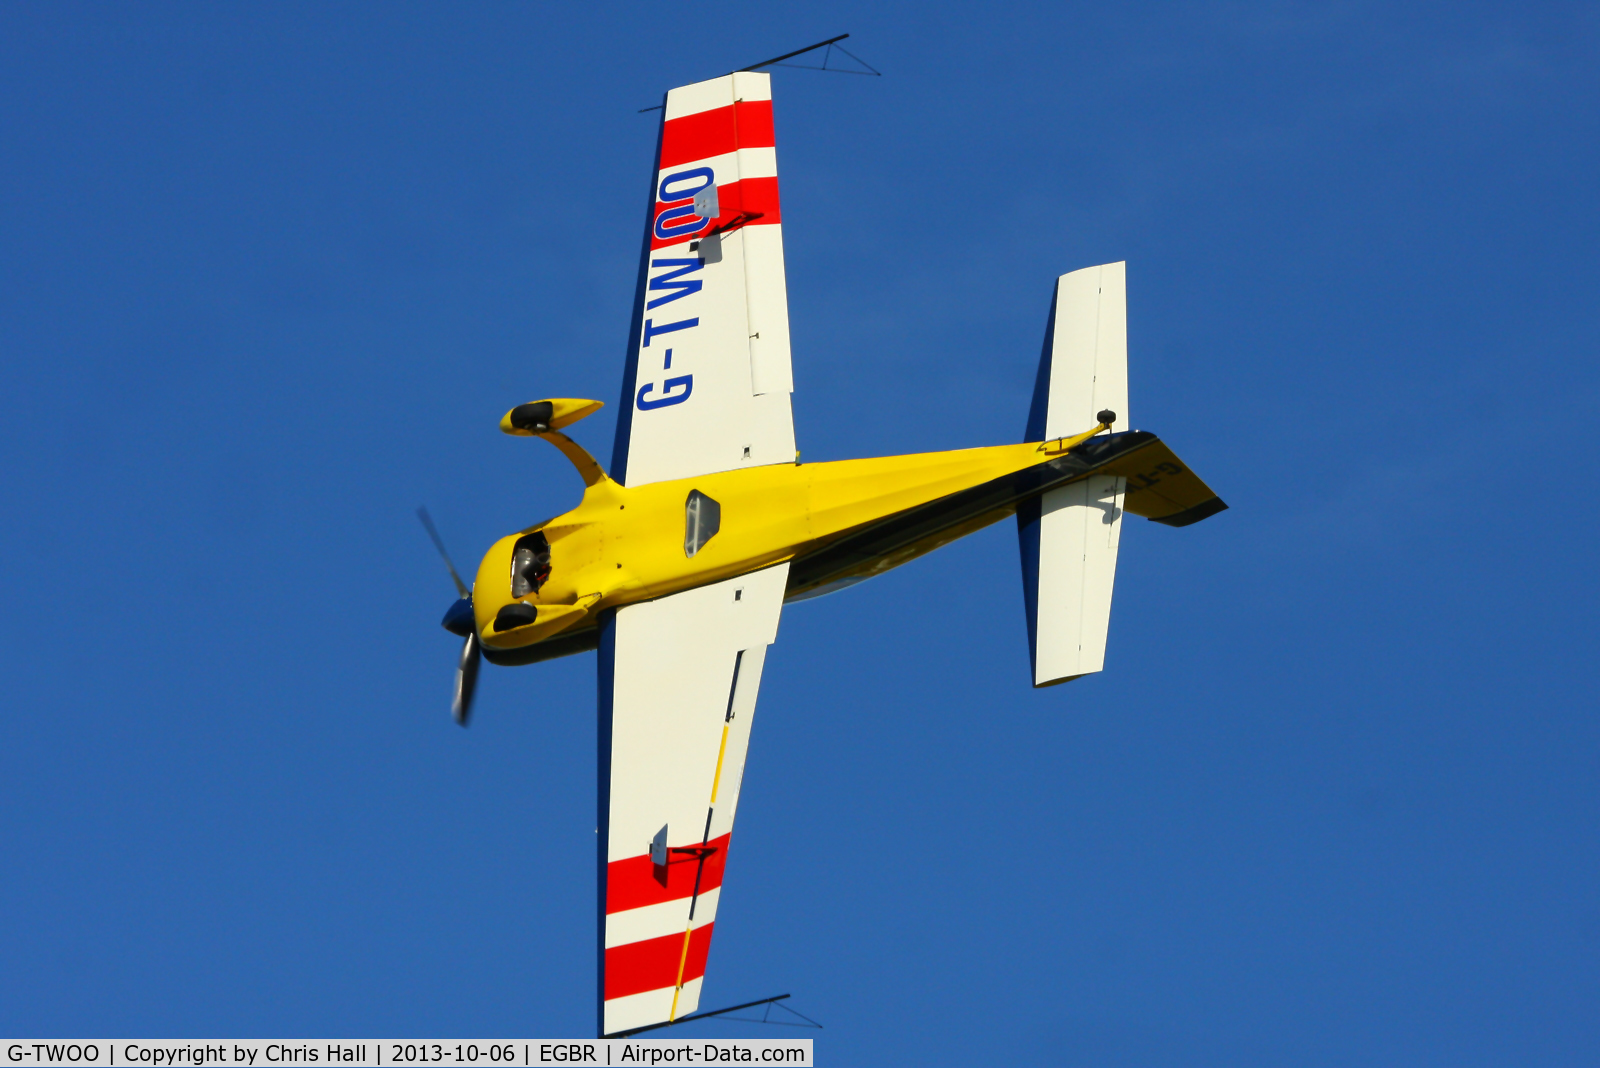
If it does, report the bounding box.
[649,81,782,251]
[617,71,795,488]
[600,564,789,1036]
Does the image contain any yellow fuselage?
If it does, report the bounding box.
[472,426,1106,652]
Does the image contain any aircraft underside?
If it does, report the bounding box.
[421,67,1225,1037]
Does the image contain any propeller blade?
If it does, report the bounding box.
[417,506,469,599]
[452,631,481,727]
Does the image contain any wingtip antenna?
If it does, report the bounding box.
[737,34,881,76]
[603,993,822,1039]
[640,35,878,113]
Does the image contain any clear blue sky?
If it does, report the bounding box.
[3,2,1597,1063]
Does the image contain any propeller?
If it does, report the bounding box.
[417,506,479,727]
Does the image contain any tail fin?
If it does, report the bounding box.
[1018,262,1128,687]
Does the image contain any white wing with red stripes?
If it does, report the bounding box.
[609,71,796,488]
[596,563,789,1036]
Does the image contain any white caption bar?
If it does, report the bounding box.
[2,1043,812,1068]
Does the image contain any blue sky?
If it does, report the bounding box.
[3,2,1598,1063]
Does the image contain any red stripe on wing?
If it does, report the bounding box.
[604,922,715,1001]
[648,178,782,252]
[733,176,781,219]
[659,101,774,170]
[606,833,731,914]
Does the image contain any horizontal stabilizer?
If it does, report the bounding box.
[1019,263,1129,687]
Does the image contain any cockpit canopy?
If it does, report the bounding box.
[511,531,552,597]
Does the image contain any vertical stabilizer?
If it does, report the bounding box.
[1018,263,1128,686]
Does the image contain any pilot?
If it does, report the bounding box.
[511,532,552,597]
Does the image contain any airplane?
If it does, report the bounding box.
[424,69,1225,1038]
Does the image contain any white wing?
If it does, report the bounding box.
[596,563,789,1036]
[609,71,796,487]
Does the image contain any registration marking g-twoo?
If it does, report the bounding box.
[636,168,716,415]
